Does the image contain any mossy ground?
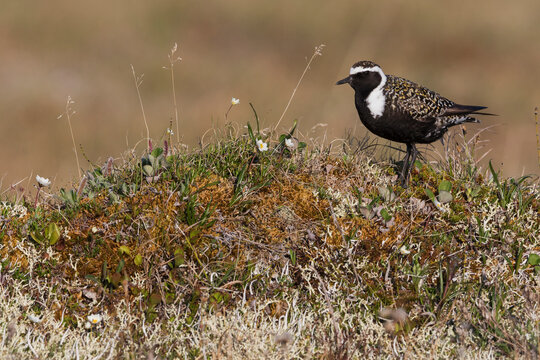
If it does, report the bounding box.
[0,130,539,359]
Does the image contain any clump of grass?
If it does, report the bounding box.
[0,123,538,358]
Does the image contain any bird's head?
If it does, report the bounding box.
[336,61,387,96]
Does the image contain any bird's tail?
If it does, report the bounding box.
[443,104,497,117]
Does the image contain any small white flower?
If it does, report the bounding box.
[36,175,51,187]
[28,314,42,323]
[87,314,102,325]
[285,138,295,149]
[231,97,240,105]
[399,246,411,255]
[166,128,174,135]
[256,139,268,152]
[91,226,98,234]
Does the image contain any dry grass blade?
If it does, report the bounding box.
[273,44,325,133]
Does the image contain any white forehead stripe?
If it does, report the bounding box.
[349,65,387,118]
[350,65,381,75]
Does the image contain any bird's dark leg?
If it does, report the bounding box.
[408,144,418,182]
[399,143,417,187]
[399,143,412,186]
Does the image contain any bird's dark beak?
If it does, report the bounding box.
[336,76,351,85]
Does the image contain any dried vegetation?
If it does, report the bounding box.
[0,129,539,359]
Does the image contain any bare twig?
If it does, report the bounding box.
[60,96,81,179]
[131,65,150,149]
[273,44,325,132]
[166,43,182,143]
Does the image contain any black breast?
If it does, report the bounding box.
[354,94,440,144]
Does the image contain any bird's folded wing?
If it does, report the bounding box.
[390,76,454,122]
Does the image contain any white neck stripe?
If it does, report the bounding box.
[349,66,387,118]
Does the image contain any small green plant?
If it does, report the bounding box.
[504,240,525,273]
[289,249,297,266]
[356,193,380,220]
[527,253,540,274]
[488,161,532,212]
[437,179,453,204]
[134,253,143,267]
[277,120,306,154]
[183,195,215,228]
[59,188,79,208]
[474,215,492,244]
[380,208,392,222]
[141,146,169,178]
[465,185,482,201]
[228,104,274,207]
[408,253,429,298]
[425,187,445,211]
[30,222,61,246]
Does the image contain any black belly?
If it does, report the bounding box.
[355,101,443,144]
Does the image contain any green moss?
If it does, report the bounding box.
[0,134,538,358]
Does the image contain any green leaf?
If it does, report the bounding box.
[466,187,481,201]
[134,254,143,266]
[118,245,131,257]
[174,247,185,267]
[45,223,61,246]
[488,161,501,188]
[527,253,540,266]
[59,188,78,207]
[380,208,392,222]
[212,291,223,301]
[287,119,298,137]
[30,231,44,245]
[438,190,453,204]
[249,103,260,134]
[247,122,256,145]
[116,259,125,273]
[289,250,297,266]
[151,147,164,158]
[438,180,452,193]
[142,165,154,176]
[424,188,436,201]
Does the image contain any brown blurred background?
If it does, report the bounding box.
[1,0,539,188]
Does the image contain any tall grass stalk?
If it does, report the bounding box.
[63,96,81,180]
[131,64,150,150]
[273,44,325,133]
[166,43,182,143]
